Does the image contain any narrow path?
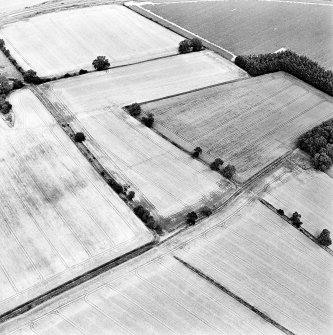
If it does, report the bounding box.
[174,256,296,335]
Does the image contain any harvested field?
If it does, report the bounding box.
[37,54,238,229]
[0,88,153,314]
[260,165,333,239]
[1,253,284,335]
[0,5,183,77]
[141,72,333,182]
[44,51,246,106]
[143,0,333,69]
[174,200,333,335]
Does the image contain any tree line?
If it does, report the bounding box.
[298,118,333,171]
[235,50,333,96]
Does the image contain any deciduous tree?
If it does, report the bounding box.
[92,56,110,71]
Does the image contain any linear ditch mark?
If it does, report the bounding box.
[174,256,296,335]
[259,198,333,256]
[0,240,157,324]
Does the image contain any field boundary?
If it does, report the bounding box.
[0,240,157,324]
[138,76,249,106]
[124,2,235,61]
[174,256,295,335]
[259,198,333,256]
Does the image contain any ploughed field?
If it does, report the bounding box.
[1,253,284,335]
[141,72,333,182]
[143,0,333,69]
[174,200,333,335]
[0,88,153,314]
[260,165,333,240]
[0,5,183,77]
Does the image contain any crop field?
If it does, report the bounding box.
[0,5,183,77]
[37,54,238,227]
[174,200,333,335]
[141,72,333,182]
[37,91,235,228]
[143,0,333,69]
[0,88,153,314]
[260,166,333,239]
[1,253,284,335]
[44,51,246,107]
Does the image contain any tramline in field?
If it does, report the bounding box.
[174,200,333,335]
[0,88,153,315]
[141,72,333,182]
[0,5,183,77]
[0,253,284,335]
[259,165,333,239]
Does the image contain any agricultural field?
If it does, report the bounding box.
[259,165,333,239]
[0,5,183,77]
[43,50,246,107]
[141,72,333,182]
[0,253,285,335]
[143,0,333,69]
[0,88,153,314]
[174,200,333,335]
[37,89,235,229]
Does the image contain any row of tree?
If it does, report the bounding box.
[192,149,236,179]
[277,209,332,246]
[297,118,333,171]
[178,38,203,54]
[235,50,333,96]
[74,131,164,234]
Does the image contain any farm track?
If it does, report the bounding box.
[174,256,295,335]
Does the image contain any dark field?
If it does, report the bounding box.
[144,0,333,69]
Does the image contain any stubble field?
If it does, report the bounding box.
[260,166,333,239]
[142,72,333,182]
[37,53,241,228]
[143,0,333,69]
[1,253,284,335]
[174,200,333,335]
[0,88,153,314]
[44,51,246,107]
[0,5,183,77]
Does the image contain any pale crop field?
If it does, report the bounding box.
[0,5,183,77]
[175,200,333,335]
[261,166,333,239]
[45,51,246,108]
[142,72,333,182]
[0,88,153,315]
[39,54,238,229]
[2,254,284,335]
